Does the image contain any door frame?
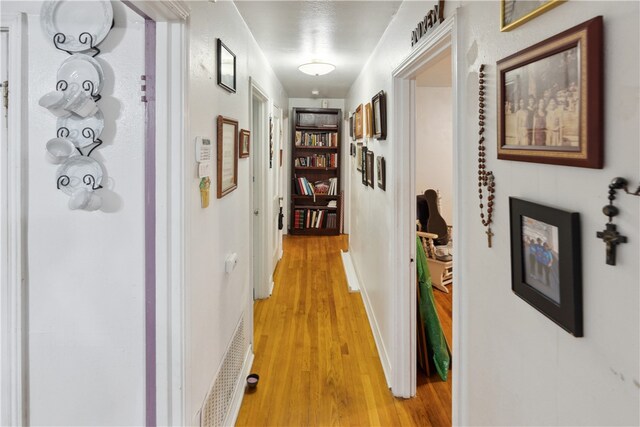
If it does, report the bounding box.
[0,12,26,427]
[391,14,463,423]
[249,78,271,301]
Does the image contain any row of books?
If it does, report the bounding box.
[293,209,338,230]
[295,131,338,147]
[294,153,338,168]
[294,177,339,196]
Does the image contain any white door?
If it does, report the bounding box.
[252,95,266,299]
[270,106,283,275]
[0,28,9,427]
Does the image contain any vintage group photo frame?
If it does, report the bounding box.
[500,0,565,32]
[217,39,237,93]
[217,115,239,198]
[372,90,387,140]
[509,197,582,337]
[497,17,603,169]
[239,129,250,158]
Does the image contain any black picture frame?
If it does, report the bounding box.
[349,115,354,139]
[361,146,368,185]
[366,150,374,188]
[372,90,387,140]
[497,17,603,168]
[377,156,386,190]
[217,39,236,93]
[509,197,582,336]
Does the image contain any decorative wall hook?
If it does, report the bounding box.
[596,177,635,265]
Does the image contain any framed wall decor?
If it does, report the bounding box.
[509,197,582,337]
[365,102,373,138]
[349,114,354,140]
[377,156,386,190]
[355,104,363,139]
[217,39,236,93]
[372,90,387,140]
[216,115,239,198]
[497,17,603,169]
[239,129,250,158]
[356,143,363,171]
[366,150,374,188]
[361,146,367,184]
[501,0,565,32]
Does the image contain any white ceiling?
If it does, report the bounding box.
[235,1,403,99]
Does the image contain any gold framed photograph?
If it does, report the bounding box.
[365,102,373,138]
[239,129,250,158]
[217,115,239,198]
[354,104,363,139]
[501,0,565,32]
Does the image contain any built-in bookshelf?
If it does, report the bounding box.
[290,107,342,235]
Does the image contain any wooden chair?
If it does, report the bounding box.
[417,229,452,293]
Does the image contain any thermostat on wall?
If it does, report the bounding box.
[195,136,212,163]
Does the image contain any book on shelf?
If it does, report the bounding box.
[294,131,338,148]
[294,153,338,168]
[292,209,337,230]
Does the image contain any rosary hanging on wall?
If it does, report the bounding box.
[477,64,496,248]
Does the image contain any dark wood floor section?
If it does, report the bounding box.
[236,235,452,426]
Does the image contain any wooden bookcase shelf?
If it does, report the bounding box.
[290,107,342,235]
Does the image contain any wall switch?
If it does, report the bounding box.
[225,253,238,273]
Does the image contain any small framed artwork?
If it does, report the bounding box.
[365,102,373,138]
[509,197,582,336]
[217,39,236,93]
[372,90,387,140]
[350,142,355,157]
[355,104,363,140]
[377,156,386,190]
[239,129,250,158]
[497,17,603,169]
[356,143,363,171]
[501,0,565,32]
[349,115,354,140]
[216,115,239,198]
[365,150,374,188]
[361,146,367,184]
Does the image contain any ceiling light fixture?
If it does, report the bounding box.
[311,90,320,96]
[298,62,335,76]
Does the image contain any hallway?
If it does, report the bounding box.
[236,235,452,426]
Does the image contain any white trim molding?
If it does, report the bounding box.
[0,12,27,427]
[390,14,462,410]
[128,0,190,21]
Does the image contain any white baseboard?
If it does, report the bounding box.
[358,276,392,387]
[340,250,360,292]
[224,345,254,427]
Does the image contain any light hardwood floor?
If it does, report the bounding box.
[236,235,452,426]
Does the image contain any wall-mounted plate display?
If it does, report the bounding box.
[56,156,104,195]
[57,54,104,96]
[57,110,104,148]
[41,0,113,52]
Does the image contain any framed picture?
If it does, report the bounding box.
[355,104,363,139]
[239,129,250,158]
[217,39,236,93]
[350,143,355,157]
[501,0,565,32]
[216,115,238,198]
[356,143,363,171]
[509,197,582,336]
[372,90,387,140]
[349,114,354,139]
[497,17,603,169]
[365,102,373,138]
[361,146,367,184]
[377,156,386,190]
[365,150,374,188]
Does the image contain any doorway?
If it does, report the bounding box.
[391,15,462,423]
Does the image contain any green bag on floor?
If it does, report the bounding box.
[416,237,450,381]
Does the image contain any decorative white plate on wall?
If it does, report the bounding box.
[57,110,104,148]
[41,0,113,52]
[56,155,104,195]
[57,54,104,96]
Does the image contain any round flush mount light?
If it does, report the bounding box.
[311,90,320,96]
[298,62,335,76]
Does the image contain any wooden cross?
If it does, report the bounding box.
[486,227,494,248]
[596,223,627,265]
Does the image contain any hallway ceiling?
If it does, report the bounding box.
[235,1,402,99]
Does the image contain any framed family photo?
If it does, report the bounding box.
[217,39,236,93]
[500,0,565,32]
[497,17,603,168]
[372,90,387,140]
[509,197,582,336]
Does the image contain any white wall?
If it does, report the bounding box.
[286,98,349,234]
[347,1,639,425]
[416,86,453,225]
[2,1,147,424]
[184,1,287,423]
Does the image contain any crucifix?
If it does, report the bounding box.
[486,227,494,248]
[596,177,636,266]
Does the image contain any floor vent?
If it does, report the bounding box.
[201,316,246,427]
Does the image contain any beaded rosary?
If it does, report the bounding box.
[478,65,496,247]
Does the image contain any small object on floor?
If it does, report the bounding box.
[246,373,259,389]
